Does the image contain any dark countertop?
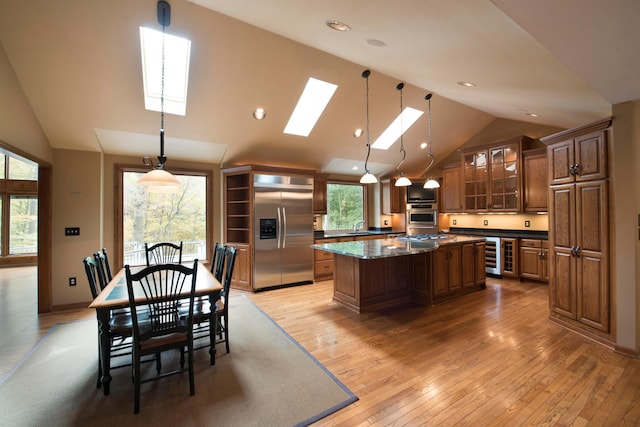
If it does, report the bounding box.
[314,229,404,240]
[448,227,548,240]
[311,235,485,259]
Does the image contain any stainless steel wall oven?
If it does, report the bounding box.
[406,203,437,236]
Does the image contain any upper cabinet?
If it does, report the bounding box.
[441,164,462,212]
[523,148,548,212]
[547,130,607,186]
[461,136,532,212]
[313,174,328,214]
[381,178,403,214]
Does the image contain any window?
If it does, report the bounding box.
[322,182,365,231]
[0,149,38,263]
[117,167,212,267]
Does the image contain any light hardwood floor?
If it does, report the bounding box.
[2,267,639,425]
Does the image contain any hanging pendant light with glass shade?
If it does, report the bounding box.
[137,0,180,192]
[359,70,378,184]
[394,82,412,187]
[423,93,440,189]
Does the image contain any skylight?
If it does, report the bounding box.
[140,27,191,116]
[372,107,424,150]
[283,77,338,137]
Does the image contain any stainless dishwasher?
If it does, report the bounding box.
[484,237,501,275]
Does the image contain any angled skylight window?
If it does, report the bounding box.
[140,27,191,116]
[372,107,424,150]
[284,77,338,137]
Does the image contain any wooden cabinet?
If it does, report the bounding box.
[461,136,532,212]
[433,241,485,301]
[313,174,328,214]
[523,149,548,212]
[548,130,607,186]
[519,239,548,282]
[224,172,252,244]
[313,239,335,281]
[441,165,463,212]
[501,237,518,277]
[543,118,611,341]
[227,243,252,291]
[432,244,461,297]
[381,178,403,214]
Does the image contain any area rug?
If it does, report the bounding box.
[0,295,357,426]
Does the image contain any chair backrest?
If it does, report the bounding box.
[93,249,112,289]
[125,260,198,340]
[145,241,183,266]
[83,256,105,299]
[221,247,237,300]
[211,243,227,282]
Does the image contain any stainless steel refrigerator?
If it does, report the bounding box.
[253,174,314,290]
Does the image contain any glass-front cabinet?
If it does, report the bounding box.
[462,136,531,212]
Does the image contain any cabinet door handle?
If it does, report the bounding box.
[570,246,576,257]
[575,246,581,257]
[569,164,575,176]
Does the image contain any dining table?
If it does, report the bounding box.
[89,261,223,395]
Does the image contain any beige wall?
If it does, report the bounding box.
[611,101,640,353]
[445,213,548,232]
[52,149,102,306]
[0,42,52,163]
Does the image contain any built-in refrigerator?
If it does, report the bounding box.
[253,174,314,290]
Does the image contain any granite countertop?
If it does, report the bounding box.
[311,235,485,259]
[314,229,404,240]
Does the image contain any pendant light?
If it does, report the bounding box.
[137,0,180,192]
[423,93,440,189]
[394,82,412,187]
[359,70,378,184]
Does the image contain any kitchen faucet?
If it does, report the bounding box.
[353,219,365,233]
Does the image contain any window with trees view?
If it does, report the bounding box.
[322,182,365,231]
[122,171,209,265]
[0,150,39,262]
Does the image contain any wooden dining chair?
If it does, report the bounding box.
[211,242,227,282]
[144,241,183,266]
[83,255,133,389]
[125,260,198,414]
[94,248,113,283]
[187,246,237,357]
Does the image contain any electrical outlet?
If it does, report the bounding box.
[525,220,531,227]
[483,219,488,226]
[452,219,457,225]
[69,277,76,286]
[65,227,80,236]
[384,219,389,226]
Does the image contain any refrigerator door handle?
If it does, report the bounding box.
[276,206,282,249]
[282,206,287,248]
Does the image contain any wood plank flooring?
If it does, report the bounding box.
[2,267,639,425]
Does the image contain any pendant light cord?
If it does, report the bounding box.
[158,2,168,168]
[423,93,435,177]
[396,82,406,177]
[362,69,372,174]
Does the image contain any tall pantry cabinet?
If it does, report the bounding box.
[542,118,612,345]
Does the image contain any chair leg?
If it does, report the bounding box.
[180,347,185,369]
[133,351,141,414]
[224,313,230,353]
[188,343,195,396]
[156,352,161,374]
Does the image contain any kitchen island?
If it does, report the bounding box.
[312,235,486,313]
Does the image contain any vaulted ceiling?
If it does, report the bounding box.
[1,0,637,178]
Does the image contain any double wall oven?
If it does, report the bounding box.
[405,183,438,236]
[406,203,437,236]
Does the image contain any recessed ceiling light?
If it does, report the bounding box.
[420,142,427,149]
[253,108,266,120]
[526,112,539,118]
[353,128,363,138]
[457,81,476,87]
[366,39,386,47]
[352,165,359,171]
[326,20,351,31]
